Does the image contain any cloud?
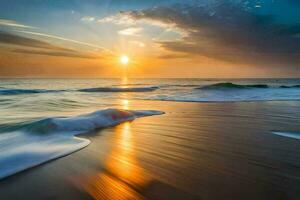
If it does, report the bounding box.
[97,11,176,29]
[0,31,100,59]
[118,27,143,36]
[97,14,136,25]
[0,19,33,28]
[0,31,71,51]
[157,53,190,59]
[116,2,300,67]
[16,30,111,52]
[12,49,100,59]
[130,40,145,47]
[81,16,95,22]
[1,18,112,53]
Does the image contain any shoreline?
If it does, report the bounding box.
[0,100,300,200]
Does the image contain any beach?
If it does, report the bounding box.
[1,0,300,199]
[0,100,299,200]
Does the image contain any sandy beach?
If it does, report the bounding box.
[0,100,299,200]
[1,0,300,199]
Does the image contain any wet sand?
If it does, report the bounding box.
[0,100,300,200]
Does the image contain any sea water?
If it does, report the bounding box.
[0,78,299,179]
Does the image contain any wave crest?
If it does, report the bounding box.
[197,82,269,90]
[197,82,300,90]
[24,109,163,134]
[79,86,159,93]
[0,89,62,95]
[279,85,300,88]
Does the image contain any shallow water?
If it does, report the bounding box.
[0,100,299,200]
[0,108,163,179]
[0,78,299,180]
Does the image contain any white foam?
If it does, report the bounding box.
[272,132,300,140]
[0,109,163,180]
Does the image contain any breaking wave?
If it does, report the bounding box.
[0,108,164,180]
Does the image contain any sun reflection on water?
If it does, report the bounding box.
[121,76,128,86]
[83,122,150,200]
[122,99,129,110]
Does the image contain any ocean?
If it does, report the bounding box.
[0,78,299,180]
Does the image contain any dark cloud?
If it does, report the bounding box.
[12,49,100,59]
[157,53,191,59]
[125,2,300,66]
[0,31,99,59]
[0,31,72,51]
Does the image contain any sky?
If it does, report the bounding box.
[0,0,300,78]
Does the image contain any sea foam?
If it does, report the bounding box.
[272,131,300,140]
[0,108,163,180]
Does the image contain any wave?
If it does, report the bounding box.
[197,82,269,89]
[148,87,300,102]
[79,86,159,93]
[160,84,200,88]
[279,85,300,88]
[23,109,163,134]
[0,89,63,95]
[113,83,150,86]
[0,108,164,180]
[197,82,300,90]
[0,86,159,95]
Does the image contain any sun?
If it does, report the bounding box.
[120,55,129,65]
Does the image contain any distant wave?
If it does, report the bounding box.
[160,84,200,88]
[279,85,300,88]
[0,108,164,180]
[197,82,300,90]
[113,83,150,86]
[0,89,63,95]
[79,86,159,93]
[197,82,269,89]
